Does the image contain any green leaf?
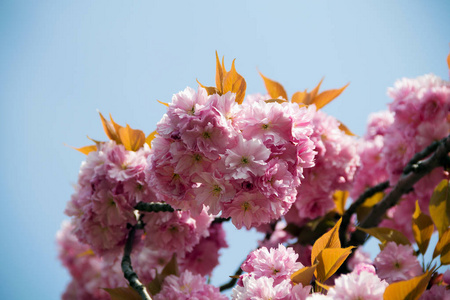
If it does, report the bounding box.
[383,271,431,300]
[429,179,450,239]
[412,200,434,255]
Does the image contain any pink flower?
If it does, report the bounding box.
[106,144,146,181]
[419,285,450,300]
[154,270,227,300]
[143,208,212,254]
[327,270,388,300]
[221,191,271,229]
[192,171,235,215]
[241,244,303,285]
[374,241,422,283]
[347,247,373,271]
[232,275,291,300]
[223,135,271,180]
[179,223,228,276]
[236,100,294,146]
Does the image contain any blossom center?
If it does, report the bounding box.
[241,201,250,212]
[202,131,211,139]
[212,185,222,196]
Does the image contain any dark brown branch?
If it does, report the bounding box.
[340,181,390,246]
[403,140,440,175]
[135,202,175,213]
[122,223,152,300]
[348,134,450,247]
[213,217,231,224]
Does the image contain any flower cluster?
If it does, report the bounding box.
[154,270,228,300]
[147,87,316,229]
[354,74,450,240]
[286,109,360,224]
[65,141,152,259]
[307,265,388,300]
[232,244,311,300]
[58,54,450,300]
[57,221,126,299]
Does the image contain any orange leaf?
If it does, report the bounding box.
[99,112,121,143]
[429,179,450,239]
[333,190,349,215]
[223,59,246,104]
[67,144,97,155]
[357,227,411,246]
[157,100,169,107]
[338,121,356,136]
[447,50,450,71]
[259,72,288,100]
[383,272,431,300]
[76,248,95,258]
[313,83,349,109]
[311,218,342,265]
[196,79,219,96]
[291,263,318,287]
[356,192,384,223]
[109,114,123,138]
[265,99,288,104]
[118,124,145,151]
[309,78,324,101]
[315,247,354,282]
[215,51,224,94]
[291,90,308,104]
[104,287,141,300]
[412,200,434,255]
[146,254,179,296]
[314,280,330,291]
[145,130,158,148]
[433,228,450,263]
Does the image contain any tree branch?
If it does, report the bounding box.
[135,202,175,213]
[348,134,450,247]
[339,181,390,246]
[122,222,152,300]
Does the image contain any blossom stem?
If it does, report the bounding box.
[219,265,244,292]
[122,222,152,300]
[134,202,175,213]
[348,134,450,247]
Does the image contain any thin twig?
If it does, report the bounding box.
[135,202,175,213]
[122,223,152,300]
[348,134,450,247]
[339,181,390,246]
[219,264,244,292]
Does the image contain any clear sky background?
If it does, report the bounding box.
[0,1,449,299]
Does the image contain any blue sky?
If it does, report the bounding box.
[0,1,449,299]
